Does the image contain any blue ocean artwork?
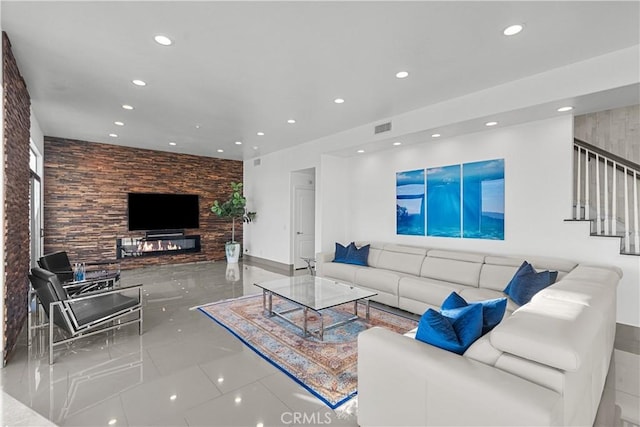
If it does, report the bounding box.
[463,159,505,240]
[427,165,461,237]
[396,169,425,235]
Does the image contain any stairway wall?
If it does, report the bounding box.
[575,104,640,164]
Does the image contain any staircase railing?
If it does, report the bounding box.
[573,138,640,255]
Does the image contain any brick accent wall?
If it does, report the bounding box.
[3,32,31,363]
[44,137,244,269]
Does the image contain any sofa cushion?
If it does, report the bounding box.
[415,304,483,354]
[355,267,401,296]
[399,276,464,308]
[420,250,484,287]
[442,292,507,335]
[532,279,616,316]
[490,298,600,371]
[428,249,486,264]
[478,263,522,292]
[377,245,428,276]
[504,261,558,306]
[561,264,623,283]
[463,335,503,365]
[458,287,518,314]
[322,262,360,283]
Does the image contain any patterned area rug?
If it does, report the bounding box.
[198,294,417,409]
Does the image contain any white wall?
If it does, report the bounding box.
[346,116,639,326]
[243,149,349,265]
[243,149,317,263]
[244,47,640,326]
[30,108,44,155]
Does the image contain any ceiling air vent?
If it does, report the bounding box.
[254,158,261,167]
[374,122,392,134]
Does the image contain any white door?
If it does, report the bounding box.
[293,186,315,270]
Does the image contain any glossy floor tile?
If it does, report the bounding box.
[0,262,356,427]
[1,260,638,427]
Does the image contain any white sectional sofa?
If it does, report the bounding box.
[315,242,622,426]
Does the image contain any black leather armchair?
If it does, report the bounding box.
[28,267,143,364]
[38,251,120,294]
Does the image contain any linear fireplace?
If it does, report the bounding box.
[116,235,201,259]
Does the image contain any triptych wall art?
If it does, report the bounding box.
[396,159,504,240]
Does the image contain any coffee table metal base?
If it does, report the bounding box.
[262,290,371,341]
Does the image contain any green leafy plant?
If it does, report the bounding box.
[211,182,256,243]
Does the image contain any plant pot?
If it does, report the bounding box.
[225,242,241,263]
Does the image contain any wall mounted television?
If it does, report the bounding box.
[127,193,200,231]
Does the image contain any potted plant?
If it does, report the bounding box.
[211,182,256,263]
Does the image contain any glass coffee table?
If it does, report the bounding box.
[254,275,377,340]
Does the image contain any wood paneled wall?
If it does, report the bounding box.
[44,137,243,269]
[3,32,31,364]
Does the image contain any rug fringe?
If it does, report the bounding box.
[334,396,358,420]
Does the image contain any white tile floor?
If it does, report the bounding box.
[0,261,638,427]
[1,262,358,427]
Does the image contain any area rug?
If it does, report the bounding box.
[197,294,418,409]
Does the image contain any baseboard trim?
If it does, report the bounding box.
[243,255,293,276]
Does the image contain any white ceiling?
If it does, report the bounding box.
[2,1,639,161]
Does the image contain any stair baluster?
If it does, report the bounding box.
[572,138,640,255]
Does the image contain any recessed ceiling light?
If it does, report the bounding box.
[114,121,124,126]
[334,98,345,104]
[122,104,134,110]
[108,419,117,426]
[557,106,574,112]
[431,133,441,138]
[234,396,242,404]
[217,149,224,153]
[357,149,365,153]
[109,133,118,138]
[154,35,173,46]
[257,132,265,136]
[503,24,524,36]
[132,79,146,87]
[485,121,498,127]
[169,394,177,401]
[395,71,409,79]
[195,125,201,129]
[287,119,296,124]
[393,142,402,146]
[235,141,242,145]
[169,141,177,146]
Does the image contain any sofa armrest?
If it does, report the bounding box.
[357,327,563,427]
[315,251,334,277]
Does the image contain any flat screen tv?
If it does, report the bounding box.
[127,193,199,231]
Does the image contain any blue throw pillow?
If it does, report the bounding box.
[503,261,534,295]
[503,261,558,306]
[344,243,370,266]
[415,304,483,355]
[441,291,507,335]
[333,242,354,263]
